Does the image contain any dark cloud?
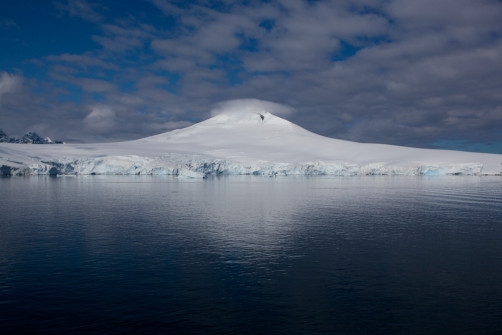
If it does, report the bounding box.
[1,0,501,152]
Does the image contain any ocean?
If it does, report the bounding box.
[1,175,501,334]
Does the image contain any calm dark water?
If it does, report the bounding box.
[1,176,502,334]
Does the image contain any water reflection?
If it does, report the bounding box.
[1,176,502,334]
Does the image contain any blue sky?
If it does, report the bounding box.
[1,0,502,153]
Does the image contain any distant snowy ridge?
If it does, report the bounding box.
[0,129,64,144]
[1,103,501,177]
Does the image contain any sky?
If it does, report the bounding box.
[1,0,502,152]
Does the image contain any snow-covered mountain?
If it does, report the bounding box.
[0,129,63,144]
[1,108,501,177]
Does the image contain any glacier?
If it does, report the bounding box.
[1,105,501,177]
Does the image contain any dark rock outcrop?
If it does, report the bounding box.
[0,129,8,142]
[0,129,62,144]
[22,132,45,144]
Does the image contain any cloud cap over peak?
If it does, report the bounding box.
[210,99,294,118]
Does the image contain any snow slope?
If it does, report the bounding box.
[1,108,501,177]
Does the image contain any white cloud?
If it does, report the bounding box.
[54,0,105,23]
[210,99,294,117]
[84,106,116,131]
[79,78,117,93]
[0,72,22,104]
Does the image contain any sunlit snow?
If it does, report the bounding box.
[1,100,501,177]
